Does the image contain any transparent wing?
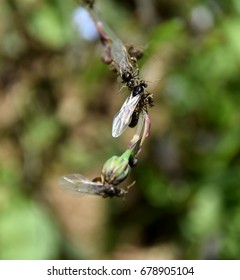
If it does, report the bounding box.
[138,110,150,148]
[112,93,140,137]
[136,110,145,138]
[82,3,133,75]
[111,39,133,75]
[89,5,119,41]
[59,174,105,196]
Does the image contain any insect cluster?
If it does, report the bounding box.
[59,0,154,198]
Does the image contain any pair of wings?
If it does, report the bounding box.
[111,39,143,138]
[59,174,108,197]
[112,92,143,137]
[111,39,133,76]
[86,2,134,77]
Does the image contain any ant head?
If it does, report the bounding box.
[121,71,133,83]
[140,81,147,88]
[146,94,154,107]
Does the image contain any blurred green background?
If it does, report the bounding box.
[1,0,240,260]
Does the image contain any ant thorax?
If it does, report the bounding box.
[102,186,125,198]
[132,81,147,97]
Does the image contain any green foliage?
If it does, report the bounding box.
[0,196,60,259]
[1,0,240,260]
[22,116,62,153]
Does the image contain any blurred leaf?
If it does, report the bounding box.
[222,207,240,259]
[181,185,222,241]
[0,197,60,259]
[149,19,184,47]
[137,165,171,207]
[21,116,61,154]
[0,165,22,190]
[28,3,70,48]
[202,127,240,173]
[141,19,184,64]
[1,0,240,260]
[223,18,240,59]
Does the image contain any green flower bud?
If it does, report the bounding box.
[102,155,130,186]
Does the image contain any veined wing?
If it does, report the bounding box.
[81,2,133,76]
[137,110,150,151]
[112,92,140,137]
[89,5,119,42]
[111,39,133,75]
[59,174,105,196]
[136,110,146,138]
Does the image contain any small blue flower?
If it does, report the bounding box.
[72,7,99,41]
